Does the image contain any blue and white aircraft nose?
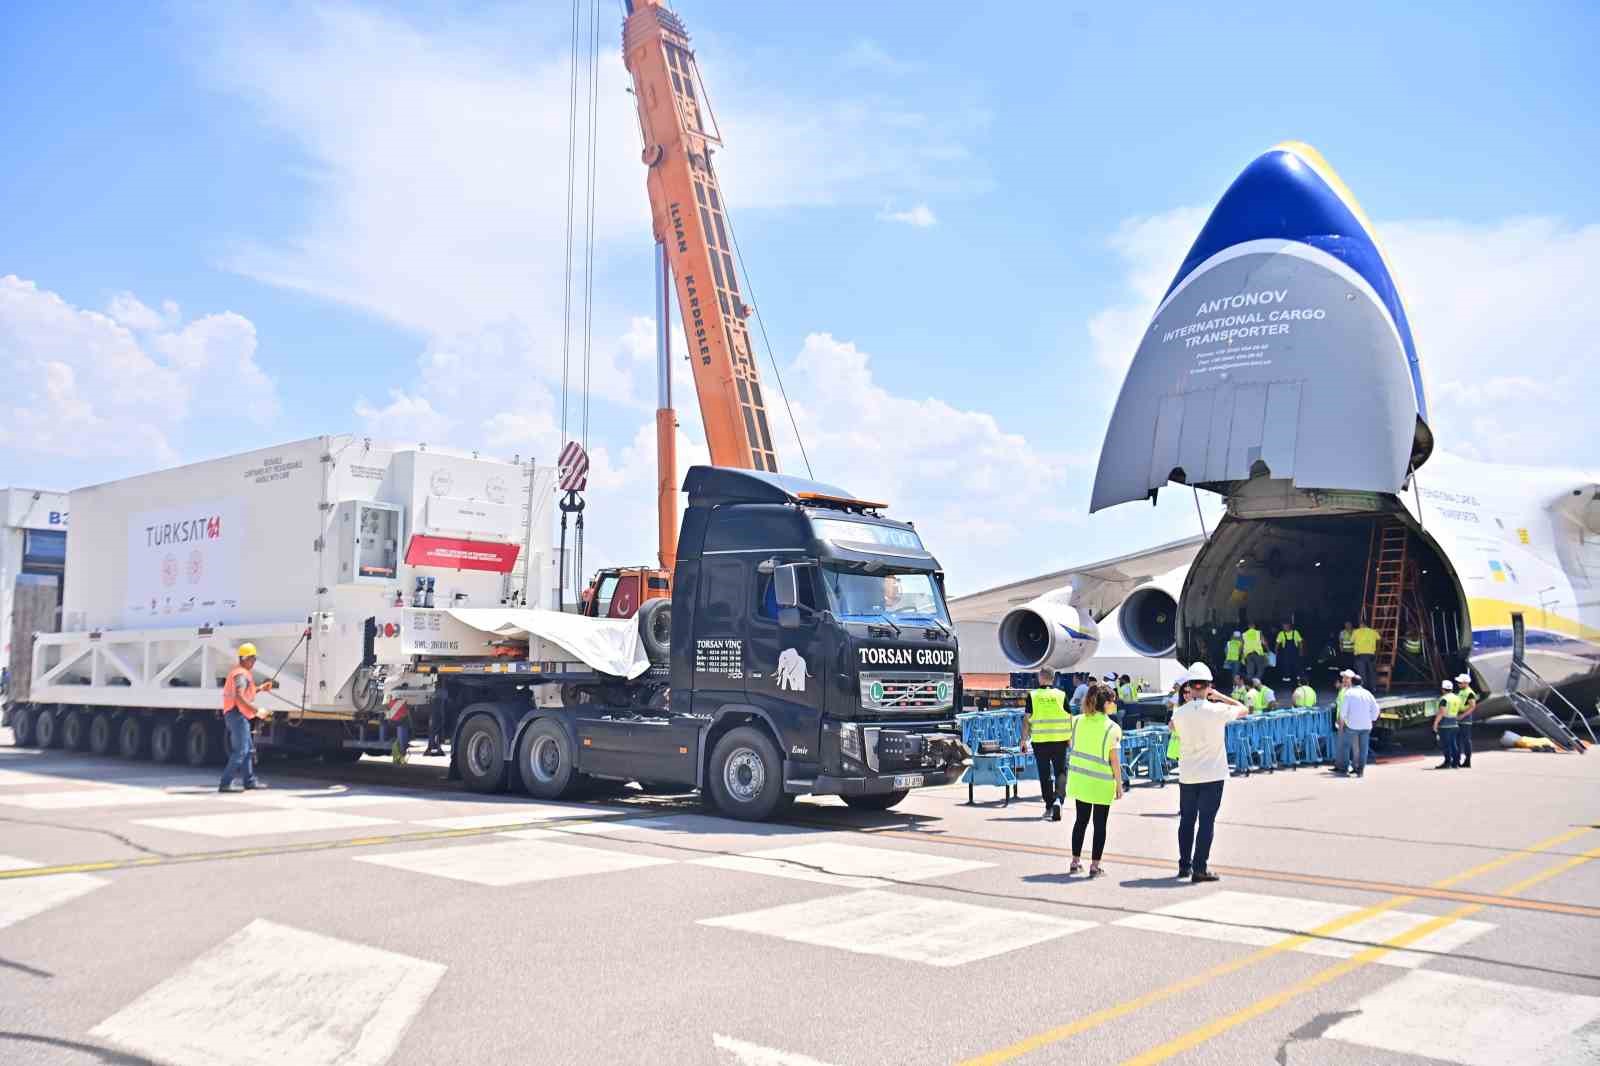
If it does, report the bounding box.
[1091,142,1433,512]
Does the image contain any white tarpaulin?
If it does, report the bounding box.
[445,608,651,679]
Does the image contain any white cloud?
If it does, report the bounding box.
[842,39,917,75]
[877,203,938,228]
[0,275,277,463]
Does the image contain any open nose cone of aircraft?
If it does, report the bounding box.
[1091,141,1433,514]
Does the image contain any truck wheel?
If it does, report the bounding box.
[11,705,38,747]
[151,719,181,763]
[184,719,219,767]
[88,711,117,756]
[707,726,785,821]
[61,710,90,752]
[457,715,508,793]
[36,708,62,749]
[517,719,577,799]
[637,599,671,662]
[117,715,150,759]
[322,748,364,764]
[842,789,910,812]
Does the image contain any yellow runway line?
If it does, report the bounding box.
[955,826,1594,1066]
[1117,840,1600,1065]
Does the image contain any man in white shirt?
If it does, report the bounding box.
[1170,662,1249,883]
[1333,668,1380,777]
[1069,674,1091,713]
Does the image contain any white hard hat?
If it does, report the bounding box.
[1441,680,1454,691]
[1339,669,1358,679]
[1232,630,1241,637]
[1455,673,1471,684]
[1182,662,1213,684]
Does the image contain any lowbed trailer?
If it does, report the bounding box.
[4,452,968,820]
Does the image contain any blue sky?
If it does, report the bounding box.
[3,1,1597,592]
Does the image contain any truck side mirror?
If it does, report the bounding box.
[775,564,800,609]
[778,606,802,630]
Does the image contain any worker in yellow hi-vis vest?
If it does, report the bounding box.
[1241,624,1266,683]
[1066,683,1123,879]
[1351,622,1380,691]
[1223,630,1243,681]
[1022,666,1073,821]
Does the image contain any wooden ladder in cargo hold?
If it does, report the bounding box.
[1361,517,1409,693]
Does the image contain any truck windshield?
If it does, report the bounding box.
[822,569,950,626]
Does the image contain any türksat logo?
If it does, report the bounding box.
[144,514,222,547]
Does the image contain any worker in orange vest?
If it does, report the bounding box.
[219,642,274,792]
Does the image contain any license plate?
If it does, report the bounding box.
[893,774,924,789]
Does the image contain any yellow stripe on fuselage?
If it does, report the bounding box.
[1467,596,1600,643]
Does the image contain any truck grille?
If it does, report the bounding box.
[860,672,955,713]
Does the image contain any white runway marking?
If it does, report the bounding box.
[135,809,399,837]
[0,785,193,810]
[91,918,446,1066]
[701,890,1095,967]
[713,1033,840,1065]
[691,841,992,888]
[237,790,427,810]
[1113,889,1494,967]
[0,854,107,931]
[1323,970,1600,1065]
[499,822,628,838]
[410,803,605,830]
[355,838,672,886]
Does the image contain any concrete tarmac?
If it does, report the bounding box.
[0,728,1596,1065]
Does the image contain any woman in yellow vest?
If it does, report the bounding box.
[1067,684,1123,878]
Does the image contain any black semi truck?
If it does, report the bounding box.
[392,466,969,820]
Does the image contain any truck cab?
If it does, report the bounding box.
[665,467,967,817]
[398,466,968,821]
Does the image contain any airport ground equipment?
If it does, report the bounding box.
[6,457,968,820]
[957,709,1029,805]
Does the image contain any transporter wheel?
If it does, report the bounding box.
[322,748,364,764]
[516,719,577,800]
[184,719,220,767]
[117,715,150,760]
[88,711,117,757]
[842,789,910,812]
[150,719,181,763]
[707,726,786,822]
[457,714,508,794]
[11,705,38,747]
[36,708,63,749]
[61,710,90,752]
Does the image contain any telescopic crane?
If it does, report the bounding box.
[580,0,783,619]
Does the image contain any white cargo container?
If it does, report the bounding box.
[22,438,557,761]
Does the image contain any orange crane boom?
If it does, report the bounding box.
[623,0,781,571]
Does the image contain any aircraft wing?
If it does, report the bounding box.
[948,535,1205,623]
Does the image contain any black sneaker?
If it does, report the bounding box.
[1191,870,1221,883]
[1177,865,1192,879]
[1435,761,1451,769]
[218,784,235,793]
[1050,803,1063,822]
[243,781,267,790]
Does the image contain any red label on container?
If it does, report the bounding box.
[404,535,521,573]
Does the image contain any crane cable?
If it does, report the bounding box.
[559,0,582,457]
[723,204,813,479]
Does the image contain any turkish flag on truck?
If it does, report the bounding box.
[404,535,521,573]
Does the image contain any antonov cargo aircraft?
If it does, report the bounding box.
[991,142,1597,738]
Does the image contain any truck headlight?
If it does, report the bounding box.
[839,723,862,761]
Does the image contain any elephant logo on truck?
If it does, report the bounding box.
[775,648,811,693]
